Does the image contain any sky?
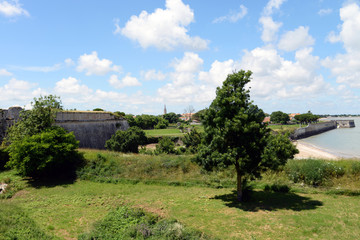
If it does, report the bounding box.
[1,0,360,115]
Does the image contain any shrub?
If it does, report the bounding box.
[264,183,290,193]
[155,137,175,154]
[6,126,83,179]
[105,126,147,153]
[350,161,360,176]
[0,147,9,171]
[77,154,121,181]
[79,206,212,240]
[285,159,345,186]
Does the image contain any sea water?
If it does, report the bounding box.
[300,117,360,158]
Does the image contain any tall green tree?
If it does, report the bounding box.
[196,70,296,201]
[5,95,62,144]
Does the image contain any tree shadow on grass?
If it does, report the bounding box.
[28,174,77,189]
[212,190,323,212]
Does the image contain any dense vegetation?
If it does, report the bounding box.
[270,111,290,124]
[105,126,147,153]
[125,114,169,129]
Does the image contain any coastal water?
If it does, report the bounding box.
[300,117,360,158]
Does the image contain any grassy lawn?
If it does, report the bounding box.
[268,124,300,133]
[1,178,360,240]
[2,152,360,239]
[144,125,204,137]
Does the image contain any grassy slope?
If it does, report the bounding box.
[1,152,360,239]
[1,179,360,240]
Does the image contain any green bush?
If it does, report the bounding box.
[6,127,83,179]
[350,162,360,176]
[105,126,147,153]
[0,147,9,171]
[79,205,213,240]
[77,154,121,181]
[285,159,345,186]
[155,137,175,154]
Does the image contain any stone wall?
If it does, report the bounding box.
[0,109,129,149]
[0,107,23,143]
[336,120,355,128]
[54,111,129,149]
[291,121,337,140]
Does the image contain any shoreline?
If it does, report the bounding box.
[293,141,340,160]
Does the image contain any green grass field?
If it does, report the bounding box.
[144,125,204,137]
[1,152,360,239]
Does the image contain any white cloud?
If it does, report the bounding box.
[115,0,208,51]
[213,5,247,23]
[0,68,12,76]
[263,0,287,16]
[64,58,75,66]
[0,78,37,102]
[77,51,121,76]
[318,8,332,16]
[109,74,142,89]
[54,77,92,95]
[240,46,330,99]
[0,0,29,17]
[323,3,360,88]
[141,70,166,81]
[259,16,282,42]
[278,26,315,51]
[199,59,238,86]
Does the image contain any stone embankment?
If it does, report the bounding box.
[291,120,355,140]
[0,108,129,149]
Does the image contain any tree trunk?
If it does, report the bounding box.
[235,162,243,202]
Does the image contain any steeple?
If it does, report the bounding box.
[164,104,167,115]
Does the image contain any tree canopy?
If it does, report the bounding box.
[195,70,297,201]
[294,113,319,124]
[105,126,147,153]
[270,111,290,124]
[5,95,62,144]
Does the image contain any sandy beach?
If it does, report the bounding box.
[294,141,339,160]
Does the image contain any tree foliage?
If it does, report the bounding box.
[163,112,180,124]
[93,108,104,111]
[5,95,62,144]
[125,114,169,130]
[195,70,297,201]
[6,127,83,179]
[182,128,202,153]
[155,137,176,154]
[294,113,319,124]
[105,127,147,153]
[270,111,290,124]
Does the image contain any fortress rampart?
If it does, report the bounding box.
[291,120,355,140]
[0,109,129,149]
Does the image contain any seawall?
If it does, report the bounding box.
[0,109,129,149]
[291,120,355,140]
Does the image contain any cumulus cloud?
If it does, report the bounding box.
[0,68,12,76]
[141,70,166,81]
[109,74,142,89]
[323,3,360,88]
[54,77,92,95]
[213,5,248,23]
[259,16,282,43]
[240,46,330,99]
[199,59,238,86]
[77,51,121,76]
[278,26,315,51]
[115,0,208,51]
[263,0,287,16]
[64,58,75,66]
[0,78,37,102]
[0,0,29,17]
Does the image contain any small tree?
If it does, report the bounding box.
[105,127,147,153]
[196,70,297,201]
[155,137,175,154]
[270,111,290,124]
[184,105,195,121]
[183,128,202,153]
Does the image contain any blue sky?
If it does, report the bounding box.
[1,0,360,115]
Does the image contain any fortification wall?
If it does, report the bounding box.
[291,121,337,140]
[0,109,129,149]
[337,120,355,128]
